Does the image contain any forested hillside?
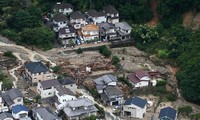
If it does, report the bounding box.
[1,0,200,104]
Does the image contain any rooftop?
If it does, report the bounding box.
[32,107,60,120]
[2,88,23,106]
[128,73,140,84]
[94,74,117,85]
[58,26,76,34]
[39,79,60,89]
[134,70,150,79]
[0,112,13,119]
[86,10,106,17]
[55,86,74,96]
[59,77,75,85]
[24,61,49,74]
[124,96,147,108]
[158,107,177,120]
[82,24,99,31]
[70,11,86,19]
[12,105,28,114]
[66,98,94,108]
[115,21,132,30]
[104,86,123,96]
[54,2,73,9]
[103,5,118,14]
[53,13,68,22]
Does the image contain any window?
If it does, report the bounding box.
[71,85,73,87]
[48,92,52,95]
[17,98,21,102]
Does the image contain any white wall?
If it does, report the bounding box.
[12,111,28,119]
[63,84,77,93]
[56,94,76,110]
[93,16,106,24]
[31,72,54,83]
[134,81,149,88]
[123,104,146,118]
[37,83,55,98]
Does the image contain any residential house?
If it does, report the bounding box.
[98,22,117,41]
[128,70,156,88]
[122,96,147,119]
[80,24,99,41]
[32,107,61,120]
[11,105,30,120]
[0,112,13,120]
[0,82,9,112]
[58,26,76,45]
[158,107,177,120]
[70,11,87,29]
[24,61,55,84]
[86,10,107,24]
[53,2,73,15]
[103,5,119,24]
[37,79,60,99]
[59,77,77,93]
[63,98,98,120]
[2,88,23,109]
[54,86,76,110]
[101,86,123,106]
[114,22,132,41]
[52,14,68,32]
[94,74,117,93]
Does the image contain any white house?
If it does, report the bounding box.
[53,2,73,15]
[86,10,107,24]
[24,61,55,84]
[32,107,61,120]
[123,96,147,119]
[0,112,13,120]
[59,77,77,93]
[80,24,99,41]
[0,82,9,112]
[94,74,117,93]
[2,88,23,109]
[54,86,77,110]
[58,26,76,45]
[52,14,68,32]
[128,70,152,88]
[37,79,60,99]
[11,105,30,120]
[63,98,98,120]
[70,11,87,29]
[103,5,119,24]
[114,22,132,40]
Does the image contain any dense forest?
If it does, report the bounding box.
[1,0,200,104]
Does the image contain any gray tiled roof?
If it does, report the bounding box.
[24,61,49,74]
[115,22,132,30]
[32,107,61,120]
[53,14,68,22]
[124,96,147,108]
[59,77,75,85]
[54,3,73,9]
[58,26,75,34]
[64,98,97,117]
[0,112,13,120]
[103,5,118,14]
[40,79,60,89]
[94,74,117,85]
[158,107,177,120]
[55,86,74,96]
[104,86,123,96]
[70,11,86,19]
[2,88,23,106]
[87,10,106,17]
[66,98,94,108]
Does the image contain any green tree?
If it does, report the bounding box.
[76,47,83,54]
[111,56,120,65]
[178,105,193,116]
[99,45,111,58]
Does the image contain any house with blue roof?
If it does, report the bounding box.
[24,61,55,84]
[122,96,147,119]
[11,105,30,119]
[158,107,177,120]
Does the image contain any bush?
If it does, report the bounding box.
[3,51,16,59]
[99,45,111,58]
[118,77,132,87]
[112,56,120,65]
[190,113,200,119]
[156,80,166,87]
[166,93,177,101]
[76,47,83,54]
[51,66,61,73]
[157,49,168,58]
[95,104,105,118]
[34,95,41,103]
[178,105,193,116]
